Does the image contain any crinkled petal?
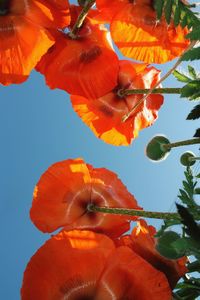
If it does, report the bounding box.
[120,220,188,288]
[21,230,115,300]
[111,2,189,63]
[36,22,119,98]
[97,246,172,300]
[0,16,54,85]
[71,61,163,146]
[30,158,140,237]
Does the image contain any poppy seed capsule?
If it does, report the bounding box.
[180,151,196,166]
[145,135,170,161]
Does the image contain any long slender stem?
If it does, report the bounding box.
[87,204,181,220]
[122,41,196,122]
[163,138,200,150]
[118,87,181,97]
[190,157,200,161]
[68,0,95,39]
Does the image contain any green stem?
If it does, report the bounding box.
[162,138,200,150]
[68,0,95,39]
[87,204,181,220]
[190,156,200,162]
[122,41,196,123]
[119,88,181,97]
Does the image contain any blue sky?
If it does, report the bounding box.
[1,12,200,300]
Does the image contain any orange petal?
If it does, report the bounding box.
[30,158,140,237]
[21,230,115,300]
[97,246,171,300]
[71,61,163,146]
[120,220,188,288]
[111,2,189,63]
[26,0,71,29]
[0,16,54,85]
[94,0,127,23]
[36,20,119,98]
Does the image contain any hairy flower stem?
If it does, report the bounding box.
[68,0,95,39]
[122,41,196,122]
[162,138,200,151]
[87,204,181,220]
[118,88,181,97]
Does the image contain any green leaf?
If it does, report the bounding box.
[187,65,197,79]
[187,261,200,273]
[165,0,173,24]
[190,90,200,100]
[181,47,200,61]
[174,0,181,26]
[181,80,200,100]
[187,105,200,120]
[186,26,200,41]
[173,70,191,83]
[194,128,200,137]
[183,180,193,197]
[178,188,191,204]
[196,173,200,179]
[156,219,181,237]
[156,231,187,259]
[154,0,164,20]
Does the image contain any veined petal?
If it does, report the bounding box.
[110,2,189,63]
[97,246,171,300]
[71,61,163,146]
[21,230,115,300]
[0,16,54,85]
[30,158,140,237]
[25,0,71,29]
[36,21,119,99]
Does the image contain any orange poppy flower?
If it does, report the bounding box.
[30,158,141,237]
[71,60,163,146]
[119,219,188,288]
[21,230,171,300]
[36,6,119,99]
[96,0,189,63]
[0,0,70,85]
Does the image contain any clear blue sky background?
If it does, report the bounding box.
[0,8,200,300]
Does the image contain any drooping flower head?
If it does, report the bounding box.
[21,230,172,300]
[118,219,188,288]
[96,0,190,63]
[36,6,119,99]
[71,60,163,146]
[0,0,70,85]
[30,158,141,237]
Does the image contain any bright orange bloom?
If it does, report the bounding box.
[119,219,188,288]
[71,60,163,146]
[96,0,189,63]
[30,158,141,237]
[36,6,119,99]
[21,230,172,300]
[0,0,70,85]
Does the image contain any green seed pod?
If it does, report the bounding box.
[145,135,170,161]
[180,151,196,166]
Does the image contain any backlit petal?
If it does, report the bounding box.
[110,2,189,63]
[0,16,54,85]
[30,158,140,237]
[21,230,115,300]
[120,220,188,288]
[36,21,119,98]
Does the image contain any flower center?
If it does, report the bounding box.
[0,0,11,15]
